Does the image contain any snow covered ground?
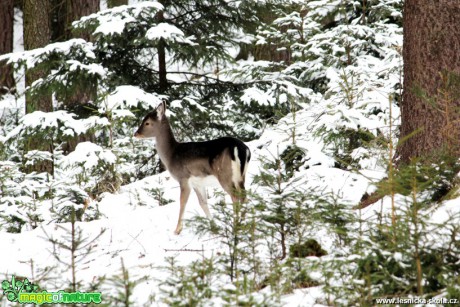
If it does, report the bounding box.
[0,125,374,306]
[1,108,458,305]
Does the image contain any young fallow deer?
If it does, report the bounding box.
[134,102,251,234]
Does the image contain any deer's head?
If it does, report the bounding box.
[134,101,166,139]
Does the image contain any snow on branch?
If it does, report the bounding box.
[4,111,109,141]
[99,86,166,117]
[0,39,95,69]
[74,2,164,36]
[146,23,197,45]
[62,142,116,170]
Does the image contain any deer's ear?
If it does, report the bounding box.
[156,101,166,120]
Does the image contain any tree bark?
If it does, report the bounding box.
[51,0,66,42]
[50,0,99,112]
[158,39,167,94]
[156,8,167,94]
[24,0,53,174]
[60,0,99,153]
[0,0,15,96]
[65,0,99,41]
[396,0,460,164]
[51,0,99,42]
[107,0,127,8]
[24,0,52,113]
[62,0,99,107]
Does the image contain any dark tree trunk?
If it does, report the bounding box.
[51,0,99,42]
[60,0,99,153]
[156,8,167,94]
[51,0,66,42]
[65,0,99,41]
[24,0,54,174]
[396,0,460,164]
[24,0,52,113]
[50,0,99,111]
[62,0,99,107]
[14,0,24,9]
[107,0,127,8]
[158,38,167,94]
[0,0,15,96]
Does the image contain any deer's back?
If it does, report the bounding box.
[168,137,250,180]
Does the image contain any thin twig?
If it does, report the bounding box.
[164,248,205,253]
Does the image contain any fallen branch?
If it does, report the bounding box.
[164,248,205,253]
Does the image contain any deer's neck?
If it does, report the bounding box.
[155,119,178,169]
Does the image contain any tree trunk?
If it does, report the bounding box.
[107,0,127,8]
[65,0,99,41]
[58,0,99,153]
[23,0,54,174]
[158,39,167,93]
[62,0,99,106]
[156,8,167,94]
[51,0,99,42]
[51,0,66,42]
[0,0,15,96]
[24,0,52,113]
[396,0,460,164]
[50,0,99,111]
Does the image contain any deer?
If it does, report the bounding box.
[134,101,251,234]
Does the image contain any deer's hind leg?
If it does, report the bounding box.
[214,148,247,203]
[194,186,211,218]
[217,176,247,205]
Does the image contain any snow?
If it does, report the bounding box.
[75,2,164,36]
[63,142,117,169]
[0,107,379,305]
[67,60,107,77]
[4,110,108,142]
[146,23,197,45]
[101,85,165,114]
[241,87,276,106]
[282,288,324,307]
[0,39,95,69]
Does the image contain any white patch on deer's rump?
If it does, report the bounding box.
[242,148,250,176]
[231,146,242,186]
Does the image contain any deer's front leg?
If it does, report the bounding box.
[174,183,191,235]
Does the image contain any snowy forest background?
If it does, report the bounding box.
[1,0,460,306]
